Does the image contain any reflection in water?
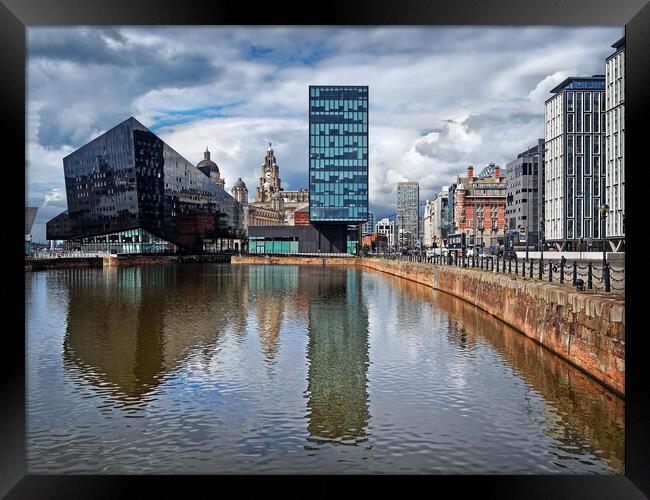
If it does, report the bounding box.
[248,265,300,364]
[377,272,624,473]
[62,264,249,406]
[303,269,370,446]
[26,264,623,474]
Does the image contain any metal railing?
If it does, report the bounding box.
[370,252,624,294]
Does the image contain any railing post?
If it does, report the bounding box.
[560,256,565,284]
[515,258,518,275]
[587,262,593,289]
[530,259,534,278]
[604,262,611,293]
[508,258,512,274]
[548,261,553,282]
[572,261,577,285]
[496,255,500,272]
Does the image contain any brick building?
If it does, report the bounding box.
[453,164,507,253]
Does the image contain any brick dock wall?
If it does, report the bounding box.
[26,253,231,271]
[232,255,624,396]
[358,258,625,397]
[230,255,355,266]
[25,257,104,271]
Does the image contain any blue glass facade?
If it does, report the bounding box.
[309,86,368,223]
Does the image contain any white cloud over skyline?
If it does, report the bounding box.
[26,26,622,242]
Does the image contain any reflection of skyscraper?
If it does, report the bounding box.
[303,268,370,445]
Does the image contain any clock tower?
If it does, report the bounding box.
[255,142,282,203]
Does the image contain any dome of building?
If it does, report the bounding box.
[233,178,246,189]
[196,147,219,173]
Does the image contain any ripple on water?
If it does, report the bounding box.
[25,265,624,474]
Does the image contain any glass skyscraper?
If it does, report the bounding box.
[309,86,369,223]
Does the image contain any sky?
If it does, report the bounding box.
[26,26,623,243]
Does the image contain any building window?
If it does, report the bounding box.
[567,92,574,112]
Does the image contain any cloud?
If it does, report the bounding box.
[26,25,624,236]
[42,188,64,207]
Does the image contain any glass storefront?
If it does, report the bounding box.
[69,227,177,254]
[249,236,300,254]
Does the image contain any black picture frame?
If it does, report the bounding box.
[3,0,649,497]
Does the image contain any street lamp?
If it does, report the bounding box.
[539,216,545,264]
[600,204,609,266]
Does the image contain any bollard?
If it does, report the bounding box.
[560,256,565,284]
[587,262,593,289]
[604,262,611,292]
[530,259,534,278]
[572,261,577,286]
[515,259,518,275]
[496,256,500,272]
[509,258,512,274]
[548,260,553,282]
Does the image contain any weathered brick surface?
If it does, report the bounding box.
[358,258,625,396]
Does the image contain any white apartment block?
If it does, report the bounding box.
[376,217,396,248]
[605,36,625,249]
[423,187,449,248]
[544,76,606,250]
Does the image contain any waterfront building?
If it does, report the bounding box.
[293,206,310,226]
[362,232,387,252]
[544,75,606,251]
[362,211,374,235]
[25,207,38,254]
[196,147,225,189]
[376,217,397,248]
[396,182,419,249]
[423,187,450,248]
[248,143,309,227]
[309,85,369,252]
[505,140,544,248]
[605,36,625,251]
[453,165,507,252]
[46,117,244,253]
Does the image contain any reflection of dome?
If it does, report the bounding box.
[196,147,219,173]
[233,178,246,189]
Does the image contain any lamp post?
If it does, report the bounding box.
[539,216,545,264]
[600,204,609,266]
[478,218,484,256]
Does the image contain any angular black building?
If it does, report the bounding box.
[46,117,244,252]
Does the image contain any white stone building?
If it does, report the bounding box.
[376,217,397,249]
[544,76,606,251]
[605,36,625,251]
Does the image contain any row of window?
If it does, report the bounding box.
[310,135,368,147]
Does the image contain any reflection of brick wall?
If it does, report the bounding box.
[174,213,215,249]
[359,258,625,397]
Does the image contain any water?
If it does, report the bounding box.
[25,264,624,474]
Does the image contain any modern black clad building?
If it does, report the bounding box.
[309,85,369,253]
[46,117,244,252]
